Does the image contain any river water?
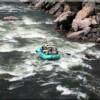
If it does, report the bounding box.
[0,2,100,100]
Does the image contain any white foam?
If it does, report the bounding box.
[8,82,24,90]
[13,26,47,38]
[85,49,100,59]
[61,41,95,55]
[9,73,36,82]
[56,85,73,95]
[22,16,35,25]
[41,81,59,86]
[56,85,88,99]
[42,65,53,71]
[58,56,84,71]
[0,43,14,52]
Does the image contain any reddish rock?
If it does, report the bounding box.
[75,2,95,20]
[72,2,96,32]
[3,16,19,20]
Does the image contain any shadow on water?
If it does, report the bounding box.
[0,71,100,100]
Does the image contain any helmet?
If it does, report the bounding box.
[44,44,49,47]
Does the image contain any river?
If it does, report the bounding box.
[0,2,100,100]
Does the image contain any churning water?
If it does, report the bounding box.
[0,2,100,100]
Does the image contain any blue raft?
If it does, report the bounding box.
[36,47,61,60]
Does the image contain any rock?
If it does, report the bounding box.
[3,16,19,20]
[72,15,98,32]
[75,2,95,20]
[34,0,45,8]
[29,0,100,42]
[31,0,40,5]
[96,13,100,25]
[42,2,53,10]
[97,38,100,43]
[67,30,84,38]
[54,3,71,18]
[85,53,96,59]
[54,11,72,23]
[48,2,62,15]
[54,4,71,22]
[54,4,64,17]
[72,2,96,32]
[72,18,91,32]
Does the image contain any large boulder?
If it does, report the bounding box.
[75,2,95,20]
[72,2,96,32]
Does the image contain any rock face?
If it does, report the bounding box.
[72,3,96,32]
[70,2,99,41]
[74,3,95,20]
[27,0,100,42]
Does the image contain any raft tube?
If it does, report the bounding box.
[36,47,61,60]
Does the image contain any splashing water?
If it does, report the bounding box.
[0,2,100,100]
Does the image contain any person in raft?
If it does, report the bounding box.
[42,43,58,55]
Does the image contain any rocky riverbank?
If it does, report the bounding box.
[25,0,100,43]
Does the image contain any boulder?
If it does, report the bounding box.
[31,0,40,5]
[96,13,100,25]
[72,2,96,32]
[34,0,45,8]
[43,2,53,10]
[97,38,100,43]
[75,2,95,20]
[54,4,70,18]
[54,4,64,17]
[48,2,62,15]
[54,11,72,22]
[67,30,84,38]
[72,15,97,32]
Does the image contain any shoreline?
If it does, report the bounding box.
[24,0,100,43]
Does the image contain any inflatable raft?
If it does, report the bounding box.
[36,47,61,60]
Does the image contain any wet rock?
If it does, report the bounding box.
[85,53,96,59]
[55,14,75,32]
[67,30,84,39]
[3,16,19,20]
